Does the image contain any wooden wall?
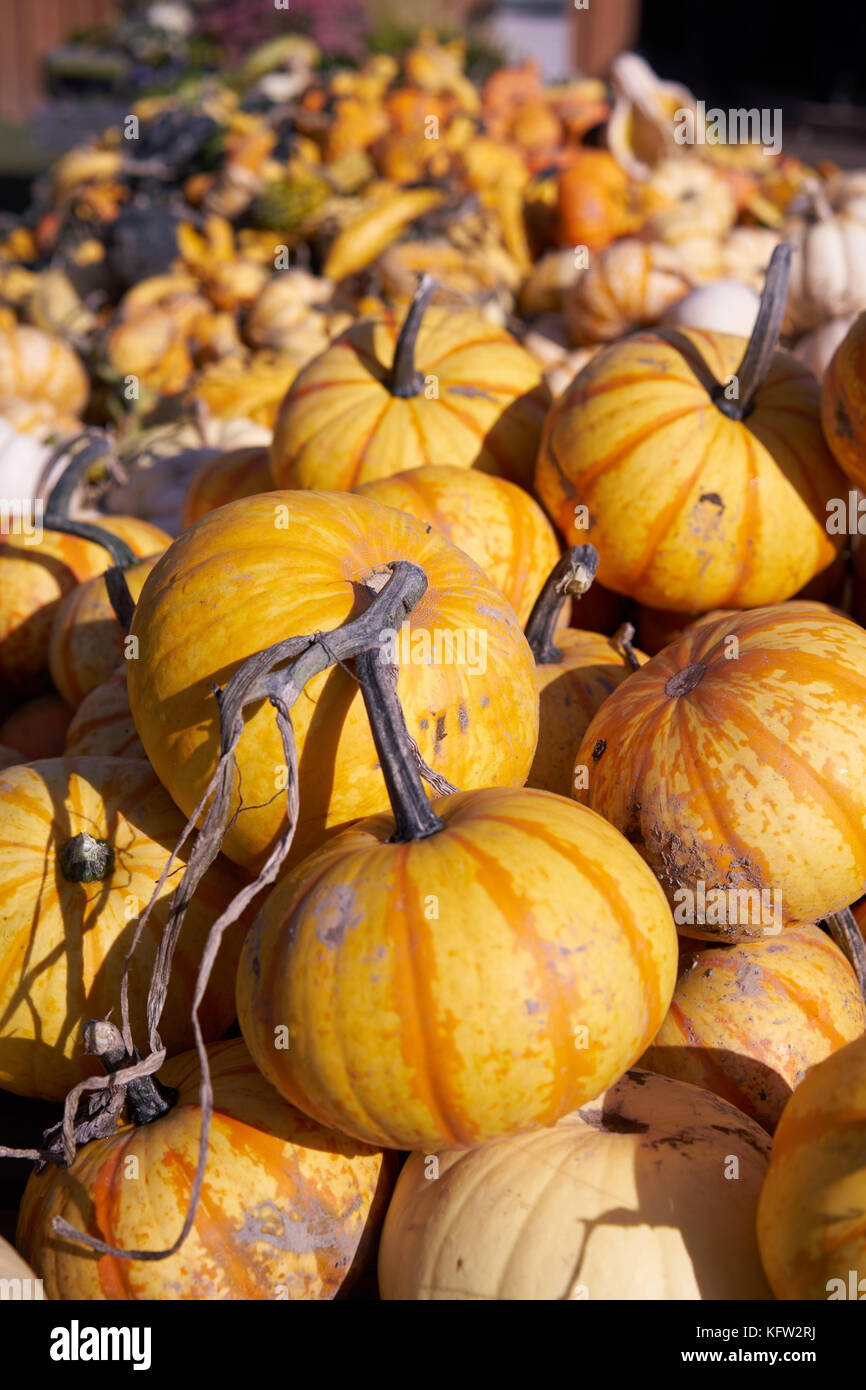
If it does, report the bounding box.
[0,0,116,121]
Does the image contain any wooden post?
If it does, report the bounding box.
[568,0,642,79]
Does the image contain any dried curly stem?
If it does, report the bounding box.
[612,621,642,672]
[525,544,600,664]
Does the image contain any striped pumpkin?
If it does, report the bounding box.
[356,464,560,625]
[536,327,845,612]
[127,491,540,872]
[0,516,170,694]
[237,785,678,1150]
[641,926,866,1132]
[0,757,250,1101]
[180,446,274,528]
[0,693,72,759]
[49,555,162,707]
[270,286,551,491]
[574,604,866,934]
[379,1069,772,1300]
[821,308,866,487]
[64,668,145,759]
[563,239,691,345]
[757,1032,866,1299]
[0,322,89,432]
[17,1038,396,1300]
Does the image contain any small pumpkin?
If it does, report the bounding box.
[563,239,691,345]
[794,314,857,380]
[237,648,677,1150]
[541,246,846,611]
[17,1037,395,1300]
[574,603,866,936]
[64,667,146,760]
[180,447,274,528]
[555,150,639,253]
[270,277,551,491]
[0,321,89,433]
[641,926,866,1132]
[0,757,250,1101]
[378,1068,772,1300]
[0,693,72,759]
[756,1032,866,1299]
[784,181,866,332]
[821,309,866,488]
[49,553,163,708]
[355,463,559,625]
[661,279,760,336]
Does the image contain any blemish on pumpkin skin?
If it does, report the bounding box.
[314,883,363,948]
[836,402,855,440]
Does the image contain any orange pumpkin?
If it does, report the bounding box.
[127,491,540,872]
[355,463,560,625]
[555,151,639,253]
[0,515,171,694]
[563,238,690,344]
[237,646,677,1150]
[17,1038,396,1300]
[0,757,250,1101]
[574,604,866,935]
[0,692,72,758]
[756,1032,866,1299]
[65,667,145,759]
[270,278,551,491]
[539,248,846,611]
[821,308,866,488]
[641,926,866,1132]
[0,321,89,433]
[49,554,163,708]
[180,447,275,528]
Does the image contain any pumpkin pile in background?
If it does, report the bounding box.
[1,27,866,1305]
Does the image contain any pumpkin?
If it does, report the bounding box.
[0,1235,44,1298]
[237,642,677,1151]
[642,158,737,241]
[49,554,163,708]
[821,309,866,488]
[244,270,337,353]
[269,278,551,491]
[784,182,866,332]
[0,514,171,695]
[574,603,866,936]
[180,447,274,528]
[721,226,781,292]
[540,247,846,611]
[563,239,691,346]
[756,1032,866,1299]
[17,1037,395,1300]
[0,416,55,494]
[378,1068,772,1300]
[641,926,866,1133]
[524,548,646,797]
[127,490,540,872]
[65,667,146,759]
[188,349,309,429]
[0,322,89,432]
[0,757,250,1101]
[661,279,760,336]
[795,314,857,380]
[355,464,559,626]
[555,150,639,253]
[606,52,700,181]
[0,693,72,759]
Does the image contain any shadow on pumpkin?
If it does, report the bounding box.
[638,1044,788,1134]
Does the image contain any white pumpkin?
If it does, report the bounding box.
[661,279,760,336]
[379,1069,773,1301]
[0,1234,45,1298]
[784,185,866,332]
[0,416,55,497]
[793,314,857,380]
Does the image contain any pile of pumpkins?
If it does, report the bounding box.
[1,35,866,1303]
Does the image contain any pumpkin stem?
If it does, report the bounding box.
[44,433,114,518]
[389,274,436,398]
[58,831,115,883]
[355,646,446,843]
[525,544,600,664]
[712,242,791,422]
[612,621,642,672]
[83,1021,178,1127]
[824,907,866,1003]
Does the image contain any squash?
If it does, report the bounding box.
[270,278,551,491]
[821,309,866,488]
[127,490,540,872]
[642,158,737,241]
[0,1235,44,1299]
[17,1037,395,1300]
[524,547,646,797]
[540,246,846,611]
[606,52,700,181]
[378,1068,772,1300]
[555,150,639,253]
[244,270,336,353]
[0,693,72,759]
[794,314,856,380]
[181,447,274,528]
[784,182,866,332]
[573,603,866,936]
[0,757,250,1101]
[49,554,163,708]
[0,322,88,433]
[563,239,691,345]
[641,926,866,1132]
[65,667,146,759]
[355,464,560,626]
[661,279,760,336]
[236,645,677,1150]
[756,1032,866,1300]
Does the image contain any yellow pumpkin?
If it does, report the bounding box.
[0,322,89,432]
[379,1068,772,1300]
[64,667,146,759]
[180,447,275,528]
[270,279,551,491]
[49,554,163,707]
[563,238,691,345]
